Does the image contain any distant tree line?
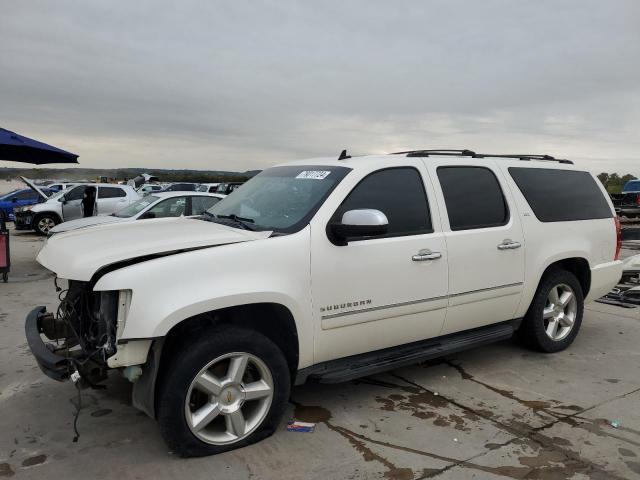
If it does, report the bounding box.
[0,166,258,184]
[597,173,638,193]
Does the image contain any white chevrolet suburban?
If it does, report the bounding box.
[26,150,623,457]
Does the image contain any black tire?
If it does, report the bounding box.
[32,213,59,236]
[156,326,291,457]
[519,268,584,353]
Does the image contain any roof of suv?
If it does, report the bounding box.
[282,150,575,169]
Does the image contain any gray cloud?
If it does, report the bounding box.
[1,0,639,174]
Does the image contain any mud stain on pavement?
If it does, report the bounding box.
[446,362,556,412]
[21,454,46,467]
[619,447,637,457]
[292,401,620,480]
[626,461,640,475]
[90,408,113,417]
[0,463,14,477]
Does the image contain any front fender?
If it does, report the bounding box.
[93,229,314,368]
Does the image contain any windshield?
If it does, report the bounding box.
[206,165,351,233]
[623,180,640,192]
[113,196,159,218]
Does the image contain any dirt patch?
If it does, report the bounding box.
[0,463,14,477]
[21,454,46,467]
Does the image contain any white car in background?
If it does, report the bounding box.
[48,191,225,235]
[137,184,164,196]
[197,183,220,193]
[14,180,141,235]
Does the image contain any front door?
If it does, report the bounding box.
[310,163,449,363]
[426,160,525,335]
[61,185,86,221]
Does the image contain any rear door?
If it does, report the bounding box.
[426,159,525,335]
[310,162,449,362]
[97,186,128,215]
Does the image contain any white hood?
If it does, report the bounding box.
[20,176,50,201]
[37,217,272,281]
[49,214,125,234]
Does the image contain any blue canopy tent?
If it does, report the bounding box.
[0,128,79,164]
[0,127,78,282]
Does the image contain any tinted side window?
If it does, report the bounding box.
[438,166,509,231]
[509,168,612,222]
[333,167,432,238]
[65,186,86,201]
[99,187,126,198]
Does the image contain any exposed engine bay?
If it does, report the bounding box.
[34,279,119,385]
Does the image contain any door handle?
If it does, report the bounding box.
[412,250,442,261]
[497,240,522,250]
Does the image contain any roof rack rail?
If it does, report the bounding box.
[394,149,573,164]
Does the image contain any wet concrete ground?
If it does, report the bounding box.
[1,230,639,479]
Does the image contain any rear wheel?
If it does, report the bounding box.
[519,269,584,352]
[33,213,58,235]
[157,326,290,457]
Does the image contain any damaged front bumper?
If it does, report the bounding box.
[25,281,152,387]
[25,306,73,381]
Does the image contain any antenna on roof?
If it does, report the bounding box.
[338,149,351,160]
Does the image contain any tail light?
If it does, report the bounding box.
[614,216,622,261]
[636,194,640,206]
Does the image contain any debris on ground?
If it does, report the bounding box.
[286,421,316,433]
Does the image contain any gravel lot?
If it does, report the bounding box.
[1,229,639,479]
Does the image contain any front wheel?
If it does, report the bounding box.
[156,326,290,457]
[33,214,58,236]
[519,269,584,353]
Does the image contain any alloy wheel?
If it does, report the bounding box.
[37,217,56,233]
[543,283,578,341]
[184,352,274,445]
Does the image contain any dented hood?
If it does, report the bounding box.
[37,217,272,281]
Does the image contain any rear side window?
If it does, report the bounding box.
[437,166,509,230]
[508,168,612,222]
[333,167,432,237]
[99,187,126,198]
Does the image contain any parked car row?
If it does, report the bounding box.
[611,179,640,218]
[0,186,55,221]
[48,191,224,235]
[1,177,244,232]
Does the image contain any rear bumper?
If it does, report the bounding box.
[585,261,624,303]
[24,306,72,381]
[617,207,640,217]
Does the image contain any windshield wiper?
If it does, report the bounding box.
[201,211,256,231]
[216,214,256,231]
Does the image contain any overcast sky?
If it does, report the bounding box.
[1,1,639,174]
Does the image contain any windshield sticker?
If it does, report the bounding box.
[296,170,331,180]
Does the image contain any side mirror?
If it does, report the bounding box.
[141,211,156,219]
[329,209,388,245]
[11,198,17,203]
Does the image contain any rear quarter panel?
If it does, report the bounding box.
[497,162,619,317]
